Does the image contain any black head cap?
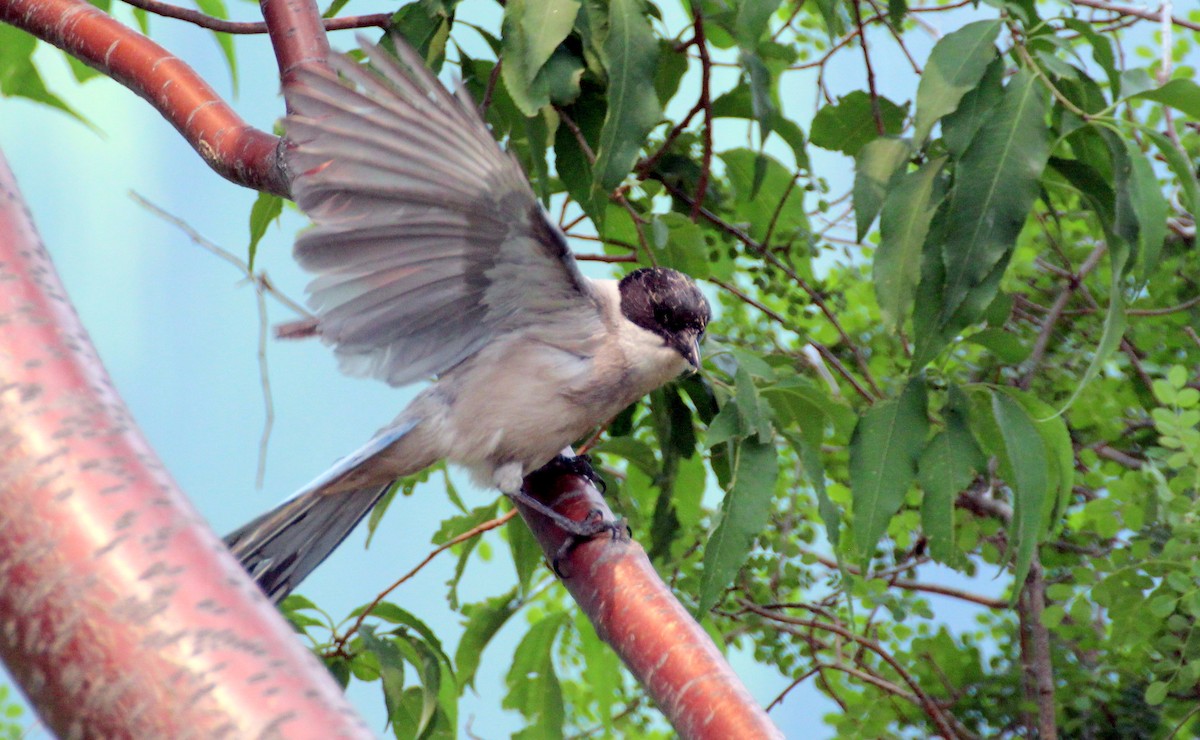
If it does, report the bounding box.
[618,267,710,368]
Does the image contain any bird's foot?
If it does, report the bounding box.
[549,510,631,578]
[505,489,629,578]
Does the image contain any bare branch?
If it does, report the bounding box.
[117,0,388,34]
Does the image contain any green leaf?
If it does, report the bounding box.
[500,0,581,115]
[0,27,91,125]
[350,603,454,678]
[784,428,838,549]
[1129,78,1200,121]
[1145,680,1168,706]
[594,436,659,477]
[507,517,542,595]
[543,47,585,106]
[810,90,906,156]
[734,366,774,443]
[574,610,622,726]
[874,156,946,329]
[1125,140,1168,281]
[247,192,283,271]
[651,212,711,278]
[912,20,1002,144]
[735,0,783,48]
[553,86,606,223]
[653,39,689,107]
[853,137,911,241]
[1140,127,1199,222]
[739,50,776,151]
[455,589,519,692]
[995,388,1074,530]
[918,387,983,564]
[387,2,452,69]
[1060,19,1119,94]
[719,148,808,244]
[989,389,1050,589]
[850,377,929,557]
[697,437,779,613]
[592,0,661,191]
[940,57,1004,158]
[390,634,442,737]
[360,626,409,729]
[503,614,568,736]
[966,327,1031,364]
[939,69,1049,329]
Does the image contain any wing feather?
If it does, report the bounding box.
[284,36,598,386]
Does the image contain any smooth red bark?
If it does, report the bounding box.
[0,0,288,196]
[518,472,784,740]
[0,151,368,738]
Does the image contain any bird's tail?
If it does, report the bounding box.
[225,483,392,603]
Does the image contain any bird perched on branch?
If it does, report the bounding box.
[225,36,710,602]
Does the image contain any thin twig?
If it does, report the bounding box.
[333,509,518,653]
[741,600,958,738]
[849,0,885,135]
[766,666,821,711]
[637,99,703,176]
[557,106,597,164]
[691,12,715,220]
[1070,0,1200,32]
[118,0,389,34]
[709,278,874,402]
[1021,243,1107,388]
[480,58,503,117]
[130,193,310,485]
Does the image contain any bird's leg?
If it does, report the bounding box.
[503,455,629,577]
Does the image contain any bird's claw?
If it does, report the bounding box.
[539,453,607,494]
[549,509,630,578]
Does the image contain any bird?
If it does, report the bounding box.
[224,36,710,603]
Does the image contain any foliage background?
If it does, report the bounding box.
[2,0,1199,736]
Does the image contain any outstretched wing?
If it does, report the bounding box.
[284,37,599,386]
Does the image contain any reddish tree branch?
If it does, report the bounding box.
[0,151,368,738]
[260,0,330,90]
[516,469,783,739]
[119,0,389,35]
[0,0,288,195]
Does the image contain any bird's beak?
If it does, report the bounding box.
[676,331,702,371]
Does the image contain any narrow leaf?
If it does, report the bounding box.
[503,614,568,735]
[1129,78,1200,121]
[1141,127,1199,222]
[917,387,983,563]
[940,69,1050,326]
[247,192,283,271]
[592,0,661,191]
[850,377,929,557]
[853,137,911,241]
[1125,140,1168,281]
[912,20,1003,144]
[697,437,779,613]
[455,589,519,692]
[990,390,1049,589]
[874,157,946,329]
